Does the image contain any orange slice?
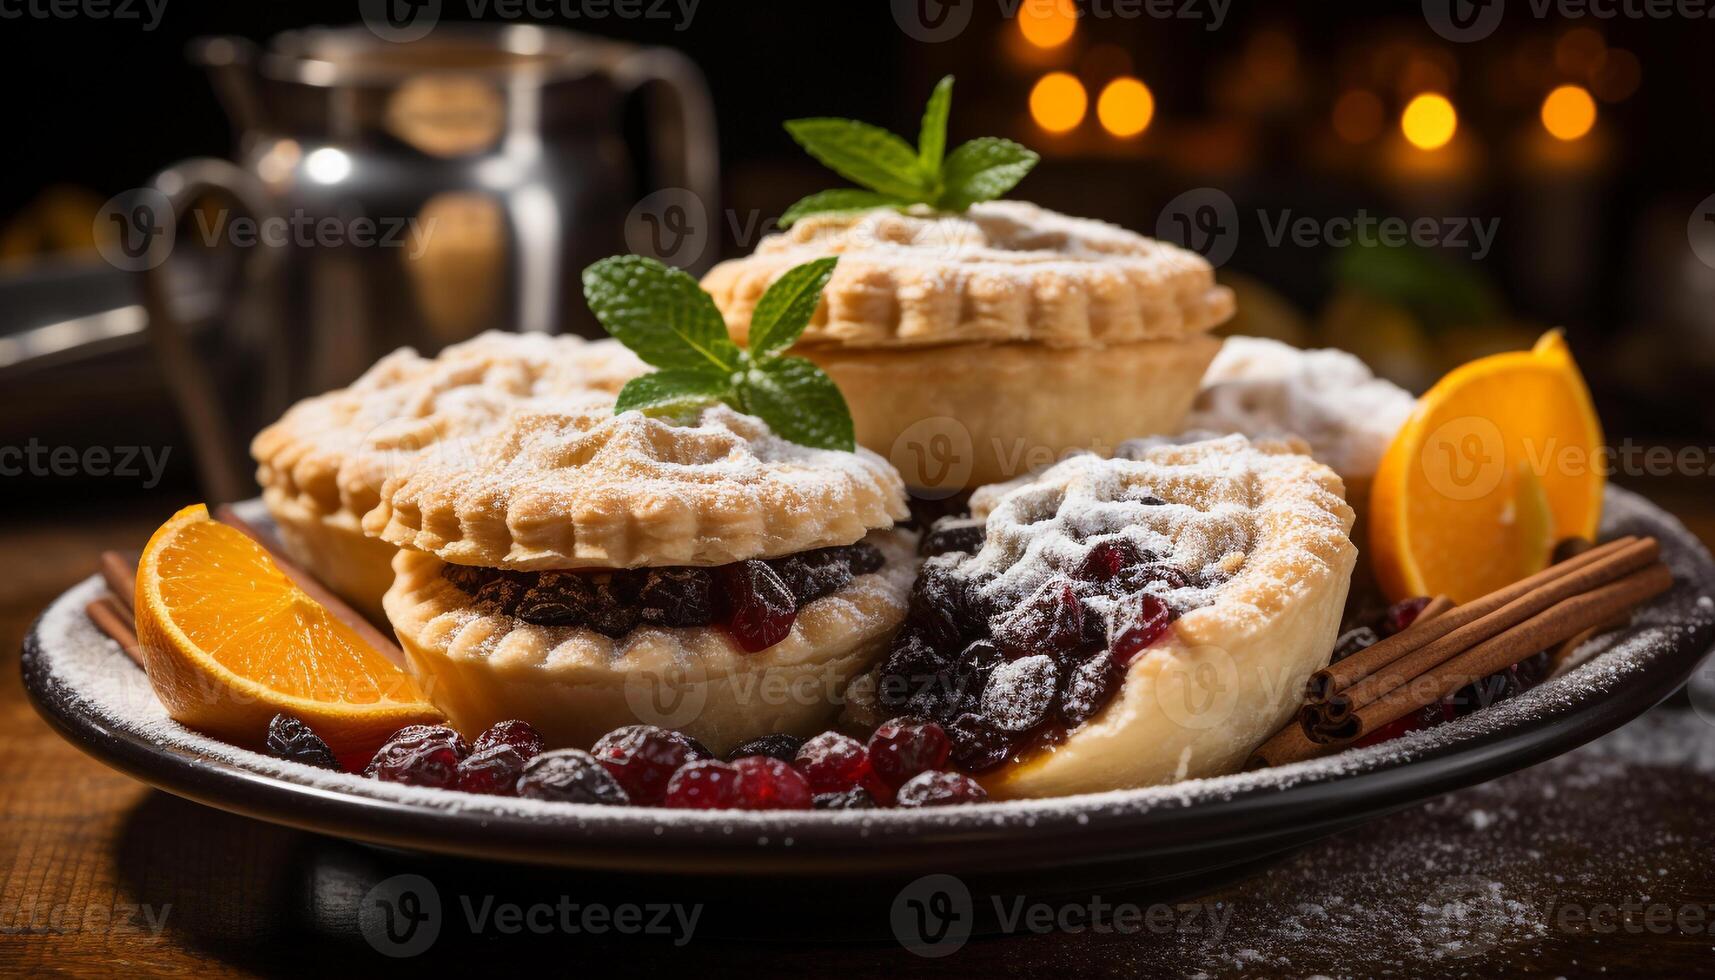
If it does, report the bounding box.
[134,504,441,766]
[1370,330,1605,603]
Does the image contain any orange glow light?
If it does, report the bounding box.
[1541,84,1597,141]
[1030,72,1088,134]
[1332,90,1384,144]
[1401,93,1457,151]
[1096,77,1154,138]
[1018,0,1076,49]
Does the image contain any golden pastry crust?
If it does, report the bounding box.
[953,437,1357,798]
[805,334,1220,489]
[250,332,646,614]
[365,405,910,570]
[384,530,917,754]
[703,202,1234,350]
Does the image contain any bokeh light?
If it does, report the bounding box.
[1541,84,1597,141]
[1018,0,1076,49]
[1332,90,1385,143]
[1030,72,1088,133]
[1096,77,1155,137]
[1400,93,1457,151]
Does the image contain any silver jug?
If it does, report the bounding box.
[137,24,716,499]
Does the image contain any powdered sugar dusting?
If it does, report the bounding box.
[1184,335,1417,480]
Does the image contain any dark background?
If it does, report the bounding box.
[2,0,1714,502]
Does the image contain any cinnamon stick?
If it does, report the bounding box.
[1247,717,1338,770]
[86,597,146,671]
[213,504,405,667]
[1342,563,1672,739]
[100,550,138,613]
[1310,536,1659,733]
[1307,536,1641,703]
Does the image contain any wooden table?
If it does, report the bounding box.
[4,486,1714,977]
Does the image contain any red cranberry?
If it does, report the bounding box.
[1383,596,1433,635]
[895,770,988,807]
[731,756,813,810]
[663,759,742,809]
[716,560,798,652]
[265,714,340,771]
[1075,540,1139,583]
[1108,593,1174,666]
[793,731,872,793]
[724,733,804,763]
[472,719,545,759]
[517,749,629,804]
[867,717,951,788]
[365,725,469,788]
[454,745,528,795]
[592,725,711,805]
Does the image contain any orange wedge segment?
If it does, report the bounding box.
[1370,330,1605,603]
[135,504,441,766]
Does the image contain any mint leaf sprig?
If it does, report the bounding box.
[780,76,1040,227]
[582,254,855,452]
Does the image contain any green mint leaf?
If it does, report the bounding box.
[582,255,741,373]
[738,357,855,452]
[745,257,839,358]
[614,370,732,419]
[937,137,1040,211]
[783,118,930,200]
[779,189,909,228]
[917,76,954,177]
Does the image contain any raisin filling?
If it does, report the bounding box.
[438,543,885,652]
[882,515,1223,773]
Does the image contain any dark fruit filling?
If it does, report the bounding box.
[592,724,711,805]
[517,749,630,804]
[438,542,884,652]
[725,733,805,763]
[895,770,989,807]
[265,713,340,771]
[813,787,878,809]
[365,725,469,788]
[880,516,1202,774]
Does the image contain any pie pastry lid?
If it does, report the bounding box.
[365,404,910,570]
[382,530,917,754]
[251,331,646,527]
[702,201,1235,350]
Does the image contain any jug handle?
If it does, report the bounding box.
[138,158,283,503]
[613,46,721,271]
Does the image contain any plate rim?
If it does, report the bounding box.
[21,486,1715,876]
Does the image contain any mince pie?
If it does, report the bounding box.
[851,434,1356,798]
[251,331,644,619]
[701,202,1232,488]
[369,404,915,755]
